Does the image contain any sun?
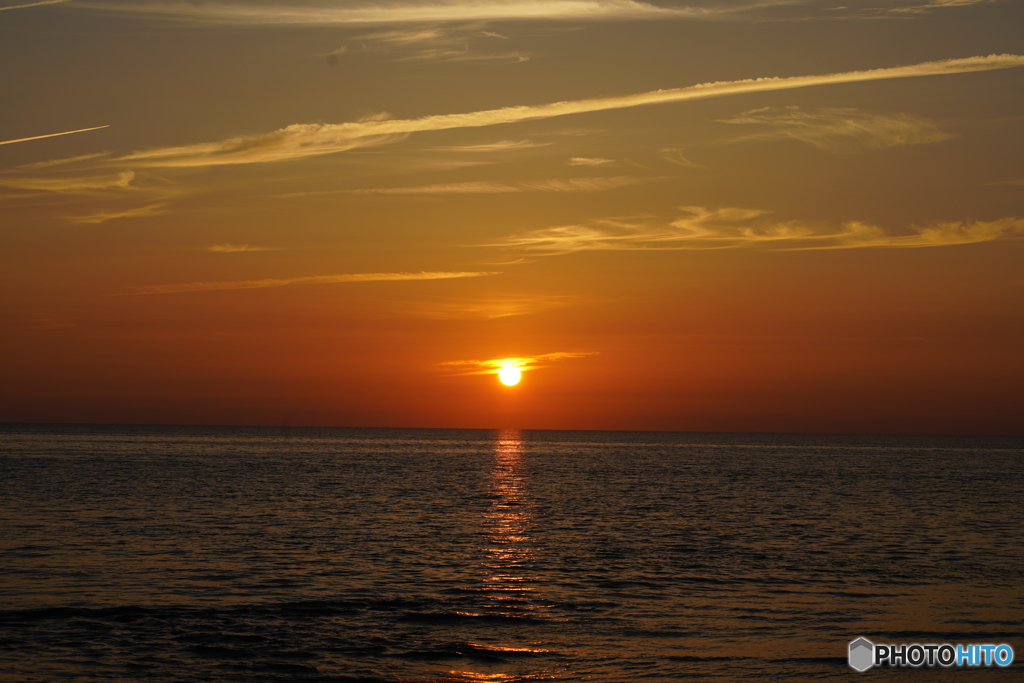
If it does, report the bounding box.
[498,366,522,386]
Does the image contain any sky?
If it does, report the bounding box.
[1,0,1022,434]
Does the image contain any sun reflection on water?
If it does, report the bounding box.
[445,430,564,683]
[481,429,535,611]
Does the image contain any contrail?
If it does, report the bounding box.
[0,125,108,146]
[0,0,73,12]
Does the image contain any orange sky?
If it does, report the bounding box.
[1,0,1022,433]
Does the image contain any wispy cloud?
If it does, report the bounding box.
[567,157,616,166]
[887,0,997,15]
[330,24,530,64]
[491,206,1024,254]
[16,152,112,170]
[206,244,277,253]
[362,26,456,46]
[88,54,1024,169]
[123,271,498,295]
[355,181,521,195]
[0,125,108,146]
[0,170,134,193]
[70,202,167,224]
[799,218,1024,250]
[407,295,583,320]
[352,176,643,194]
[78,1,742,25]
[441,351,599,375]
[718,106,954,153]
[428,139,548,152]
[394,48,528,63]
[809,0,1000,20]
[658,148,703,167]
[519,177,642,191]
[0,0,73,12]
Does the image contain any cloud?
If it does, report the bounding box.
[17,152,112,170]
[0,0,72,12]
[567,157,616,166]
[85,54,1023,169]
[0,170,134,193]
[352,176,643,194]
[123,271,498,295]
[809,0,999,20]
[519,176,642,191]
[805,217,1024,250]
[388,46,530,64]
[206,244,276,253]
[362,26,455,46]
[0,125,108,146]
[334,24,531,63]
[402,294,583,319]
[441,351,599,375]
[887,0,997,15]
[76,1,741,25]
[931,0,995,5]
[491,206,1024,254]
[918,0,994,5]
[718,106,954,153]
[355,181,522,195]
[659,148,702,167]
[61,0,1011,26]
[428,139,549,152]
[70,202,168,224]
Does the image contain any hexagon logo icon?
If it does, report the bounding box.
[849,637,874,672]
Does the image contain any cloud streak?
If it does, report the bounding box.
[441,351,599,375]
[568,157,616,166]
[78,0,733,25]
[428,139,549,152]
[887,0,997,15]
[70,202,167,224]
[777,0,997,20]
[0,0,72,11]
[99,54,1024,169]
[337,24,530,63]
[718,106,954,153]
[16,152,112,170]
[0,170,134,193]
[206,244,277,253]
[124,271,498,295]
[352,176,642,194]
[0,125,108,146]
[407,295,583,320]
[492,206,1024,254]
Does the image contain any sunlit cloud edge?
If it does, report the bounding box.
[121,270,500,295]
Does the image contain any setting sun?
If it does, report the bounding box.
[498,366,522,386]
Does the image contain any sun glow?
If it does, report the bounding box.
[498,366,522,386]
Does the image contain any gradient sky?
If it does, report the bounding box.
[1,0,1022,433]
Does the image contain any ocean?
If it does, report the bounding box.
[1,424,1021,681]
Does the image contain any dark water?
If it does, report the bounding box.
[1,424,1021,681]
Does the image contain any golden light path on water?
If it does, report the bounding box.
[483,430,533,603]
[448,429,554,682]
